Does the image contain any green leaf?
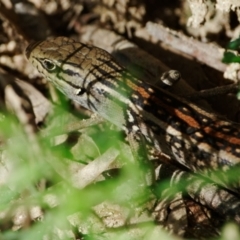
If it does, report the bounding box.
[227,37,240,50]
[222,51,240,63]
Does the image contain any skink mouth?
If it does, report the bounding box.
[25,40,43,59]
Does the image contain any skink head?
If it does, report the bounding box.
[25,36,93,83]
[25,37,127,125]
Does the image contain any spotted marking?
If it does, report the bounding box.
[127,110,134,123]
[132,125,140,132]
[74,88,83,95]
[204,126,240,145]
[194,132,204,138]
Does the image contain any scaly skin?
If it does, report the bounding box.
[26,36,240,175]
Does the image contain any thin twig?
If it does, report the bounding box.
[146,22,227,73]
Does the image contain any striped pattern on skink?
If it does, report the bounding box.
[26,37,240,174]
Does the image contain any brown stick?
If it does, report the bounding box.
[146,22,227,73]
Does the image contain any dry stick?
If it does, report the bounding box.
[186,82,239,99]
[16,79,52,124]
[0,71,38,139]
[146,22,227,73]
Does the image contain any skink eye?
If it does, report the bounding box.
[42,59,56,71]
